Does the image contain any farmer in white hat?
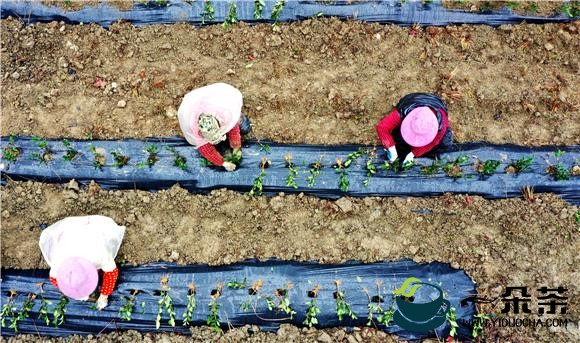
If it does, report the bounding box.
[39,215,125,310]
[376,93,453,164]
[178,82,251,171]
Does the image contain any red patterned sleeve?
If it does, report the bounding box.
[227,124,242,149]
[198,144,224,166]
[411,111,450,157]
[100,267,119,296]
[50,277,59,288]
[376,109,402,149]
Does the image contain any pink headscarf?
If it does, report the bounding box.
[178,83,243,147]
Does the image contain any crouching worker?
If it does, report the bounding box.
[178,82,252,172]
[39,215,126,310]
[376,93,453,165]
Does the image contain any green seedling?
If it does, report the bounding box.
[1,291,17,328]
[37,285,51,326]
[137,144,159,169]
[119,289,139,321]
[222,1,238,29]
[364,158,377,187]
[343,149,366,168]
[555,149,565,158]
[240,279,263,312]
[207,283,223,333]
[224,148,242,165]
[183,283,197,327]
[271,0,286,22]
[199,157,212,167]
[506,1,519,10]
[201,0,215,24]
[155,0,168,6]
[303,285,321,328]
[547,164,570,181]
[165,147,187,171]
[472,312,491,338]
[380,160,392,172]
[62,139,78,161]
[254,0,265,19]
[30,136,53,164]
[9,293,36,332]
[52,296,68,327]
[575,211,580,223]
[248,157,270,196]
[258,142,271,153]
[364,281,393,327]
[89,145,106,170]
[285,154,299,188]
[227,278,248,289]
[266,282,296,319]
[306,156,324,187]
[442,154,469,179]
[334,159,350,192]
[527,2,539,13]
[1,135,20,163]
[111,150,130,168]
[446,306,459,338]
[156,276,176,329]
[561,2,579,17]
[421,160,441,175]
[475,159,500,176]
[506,156,533,174]
[334,280,357,321]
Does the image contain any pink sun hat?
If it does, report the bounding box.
[400,107,438,147]
[56,257,99,300]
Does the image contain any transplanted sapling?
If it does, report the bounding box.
[334,159,350,192]
[248,157,270,196]
[0,291,17,328]
[334,280,357,321]
[284,154,299,188]
[156,276,176,329]
[89,144,106,170]
[241,279,263,312]
[52,296,69,327]
[546,149,570,181]
[505,156,533,174]
[442,154,469,179]
[201,0,215,24]
[137,144,159,169]
[62,139,79,161]
[271,0,286,22]
[446,306,459,338]
[227,278,248,290]
[166,147,187,171]
[475,159,501,177]
[363,148,378,187]
[1,135,21,163]
[182,283,197,327]
[222,1,238,29]
[37,285,51,326]
[265,282,296,319]
[9,293,36,332]
[420,160,442,175]
[306,155,324,187]
[254,0,265,19]
[364,281,394,328]
[303,285,321,328]
[119,289,140,321]
[472,312,491,339]
[207,283,223,333]
[30,135,53,164]
[111,150,130,168]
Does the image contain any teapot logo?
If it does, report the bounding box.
[393,277,450,332]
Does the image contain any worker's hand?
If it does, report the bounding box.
[403,152,415,166]
[96,294,109,310]
[387,146,398,162]
[223,161,237,172]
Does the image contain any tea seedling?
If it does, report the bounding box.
[285,154,299,188]
[119,289,139,321]
[380,160,392,172]
[166,147,187,171]
[506,1,519,10]
[224,148,242,165]
[271,0,286,22]
[52,296,68,327]
[506,156,533,174]
[254,0,265,19]
[137,144,159,169]
[62,139,79,161]
[30,136,53,164]
[472,312,491,338]
[344,149,366,168]
[475,159,500,176]
[421,160,441,175]
[547,164,570,181]
[155,0,168,6]
[561,2,579,17]
[303,285,321,328]
[248,157,270,196]
[334,159,350,192]
[227,278,248,289]
[376,306,395,326]
[0,291,17,328]
[9,293,36,332]
[554,149,565,158]
[443,154,469,179]
[201,0,215,24]
[364,159,377,187]
[1,135,21,163]
[446,306,459,337]
[527,2,539,13]
[334,280,357,321]
[156,277,176,329]
[266,282,296,319]
[89,145,106,170]
[241,279,263,312]
[37,287,51,326]
[182,283,197,327]
[306,156,324,187]
[111,150,130,168]
[364,281,393,327]
[258,142,271,153]
[222,1,238,29]
[207,284,223,333]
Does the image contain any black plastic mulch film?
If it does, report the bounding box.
[1,137,579,204]
[1,260,476,340]
[1,0,577,27]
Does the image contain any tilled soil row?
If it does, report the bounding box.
[1,181,578,342]
[2,19,579,146]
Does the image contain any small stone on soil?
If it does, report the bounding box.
[117,100,127,108]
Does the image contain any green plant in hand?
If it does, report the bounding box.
[506,156,533,174]
[446,306,459,337]
[254,0,265,19]
[207,284,223,333]
[335,159,350,192]
[111,150,130,168]
[303,285,321,328]
[137,144,159,169]
[334,280,357,321]
[155,276,176,329]
[166,147,187,171]
[306,156,324,187]
[2,135,21,163]
[224,148,242,165]
[119,290,139,321]
[52,296,68,327]
[475,159,500,176]
[285,154,299,188]
[183,283,197,327]
[1,291,17,328]
[271,0,286,22]
[222,1,238,29]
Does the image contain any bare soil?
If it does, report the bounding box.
[441,0,573,16]
[1,180,579,342]
[2,19,579,146]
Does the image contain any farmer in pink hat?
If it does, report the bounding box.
[178,82,252,171]
[39,215,125,310]
[376,93,453,165]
